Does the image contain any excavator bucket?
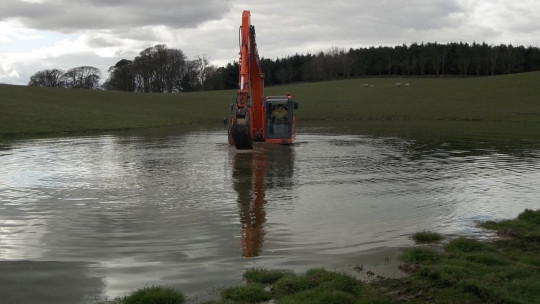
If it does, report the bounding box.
[230,108,253,149]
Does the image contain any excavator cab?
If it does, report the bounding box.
[264,95,298,144]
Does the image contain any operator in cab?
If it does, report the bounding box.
[271,104,288,121]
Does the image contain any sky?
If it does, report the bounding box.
[1,0,539,85]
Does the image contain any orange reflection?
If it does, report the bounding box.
[232,146,294,257]
[233,151,267,257]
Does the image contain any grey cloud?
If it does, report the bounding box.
[248,0,467,56]
[1,51,112,85]
[1,0,232,32]
[3,0,540,85]
[86,36,119,48]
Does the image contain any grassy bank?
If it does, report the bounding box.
[101,209,539,304]
[2,72,540,138]
[0,85,229,137]
[372,209,540,303]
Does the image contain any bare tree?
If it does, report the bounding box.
[62,66,101,89]
[182,60,200,92]
[28,69,65,87]
[164,48,186,93]
[132,45,186,92]
[193,54,211,89]
[201,65,223,90]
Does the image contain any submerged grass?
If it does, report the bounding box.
[3,71,540,138]
[96,209,539,303]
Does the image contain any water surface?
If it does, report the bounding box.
[1,130,539,303]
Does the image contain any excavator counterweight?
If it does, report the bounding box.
[227,10,297,149]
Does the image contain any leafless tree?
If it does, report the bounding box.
[28,69,65,87]
[62,66,101,89]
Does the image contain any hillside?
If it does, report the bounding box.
[1,72,540,138]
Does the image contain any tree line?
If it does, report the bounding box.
[262,42,540,84]
[103,44,210,93]
[28,42,540,91]
[28,66,101,89]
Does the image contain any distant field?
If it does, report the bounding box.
[1,72,540,138]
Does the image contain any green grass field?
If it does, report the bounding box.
[1,72,540,138]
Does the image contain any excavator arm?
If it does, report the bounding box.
[237,11,255,110]
[230,10,265,149]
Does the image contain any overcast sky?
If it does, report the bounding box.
[1,0,539,85]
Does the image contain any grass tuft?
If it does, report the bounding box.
[445,237,487,253]
[399,247,440,263]
[481,209,540,245]
[480,209,540,232]
[411,230,443,243]
[221,283,271,303]
[517,208,540,225]
[243,268,293,284]
[123,286,184,304]
[278,288,357,304]
[271,273,313,297]
[465,253,508,266]
[272,268,362,299]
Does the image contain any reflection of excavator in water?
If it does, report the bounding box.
[227,10,298,149]
[232,145,295,257]
[233,151,267,257]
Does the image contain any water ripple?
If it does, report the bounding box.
[1,131,539,302]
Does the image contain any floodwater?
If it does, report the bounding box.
[1,129,540,303]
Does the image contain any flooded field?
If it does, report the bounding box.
[1,129,540,303]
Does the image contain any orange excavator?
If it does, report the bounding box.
[228,10,298,149]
